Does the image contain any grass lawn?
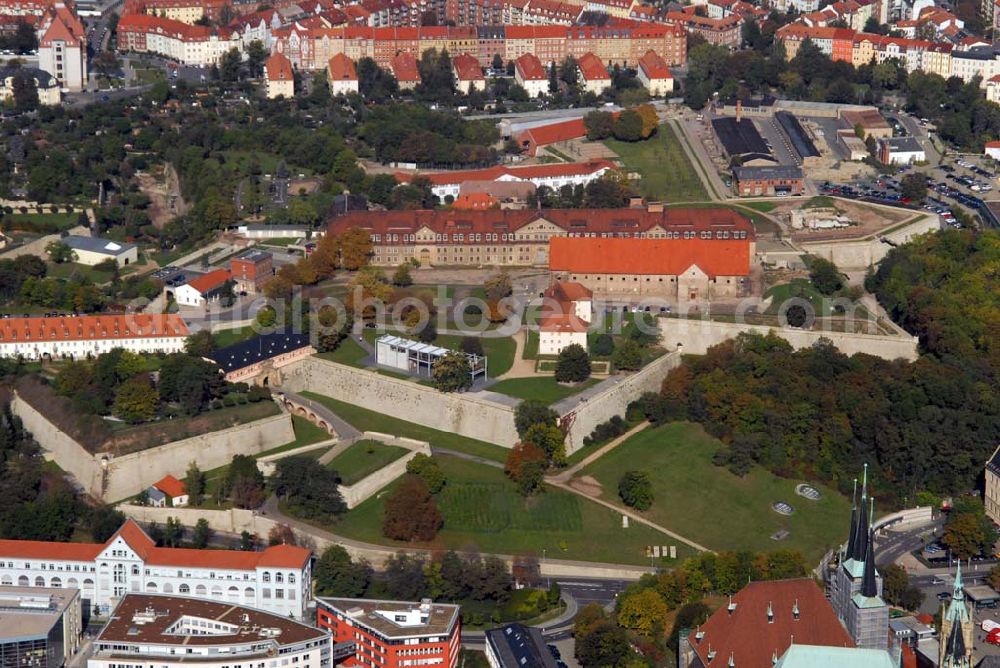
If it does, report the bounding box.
[3,212,79,233]
[46,263,116,283]
[331,455,696,565]
[740,201,777,213]
[580,422,851,562]
[259,238,304,247]
[326,440,409,485]
[300,392,508,464]
[606,124,708,202]
[315,337,369,367]
[765,278,834,317]
[488,377,600,405]
[213,326,258,349]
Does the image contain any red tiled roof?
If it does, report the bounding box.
[452,52,484,81]
[549,236,751,278]
[518,117,587,146]
[453,192,497,209]
[185,269,231,295]
[577,52,609,81]
[328,53,357,80]
[152,474,186,498]
[986,140,1000,148]
[638,49,672,79]
[0,314,189,343]
[0,539,102,562]
[545,280,593,302]
[117,13,214,41]
[391,51,420,82]
[687,579,854,668]
[515,52,546,81]
[265,52,293,82]
[539,312,589,332]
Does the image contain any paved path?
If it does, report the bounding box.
[495,329,542,380]
[547,421,650,484]
[278,390,362,441]
[432,447,504,469]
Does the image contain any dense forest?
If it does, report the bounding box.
[645,229,1000,501]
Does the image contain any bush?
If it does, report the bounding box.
[612,339,643,370]
[555,344,591,383]
[583,415,629,447]
[592,333,614,357]
[618,470,654,510]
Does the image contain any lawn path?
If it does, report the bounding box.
[547,421,650,484]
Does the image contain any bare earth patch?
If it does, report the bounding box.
[569,475,603,497]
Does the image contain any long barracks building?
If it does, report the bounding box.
[327,206,755,269]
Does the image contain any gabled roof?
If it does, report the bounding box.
[518,117,587,147]
[390,51,420,82]
[548,235,751,278]
[328,53,357,80]
[207,330,312,373]
[539,312,589,333]
[183,268,231,295]
[577,52,610,81]
[452,52,484,81]
[638,50,672,79]
[687,579,855,668]
[63,235,136,256]
[545,280,593,302]
[0,314,189,344]
[515,52,546,81]
[395,160,614,187]
[152,474,186,498]
[265,52,294,82]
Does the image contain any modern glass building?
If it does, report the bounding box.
[0,587,82,668]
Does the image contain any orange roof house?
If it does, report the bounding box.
[452,52,484,92]
[264,52,294,98]
[327,53,359,95]
[637,50,674,96]
[152,475,186,498]
[390,51,420,88]
[576,52,610,93]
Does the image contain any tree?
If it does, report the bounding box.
[392,263,413,287]
[461,336,484,356]
[576,620,635,667]
[880,563,924,610]
[272,457,347,523]
[191,518,212,548]
[807,256,844,295]
[246,39,268,77]
[555,344,591,383]
[612,110,644,142]
[219,47,242,82]
[514,400,558,439]
[45,241,75,264]
[634,104,659,139]
[163,516,183,547]
[406,453,446,493]
[239,530,257,551]
[504,442,547,495]
[618,470,654,510]
[89,506,126,543]
[432,351,472,392]
[383,475,442,541]
[315,545,372,597]
[612,339,643,370]
[113,376,158,423]
[617,587,668,636]
[383,553,428,600]
[943,509,994,559]
[584,110,615,140]
[900,172,928,202]
[523,423,565,467]
[184,330,216,356]
[268,523,298,546]
[218,279,236,308]
[11,70,38,112]
[593,333,614,357]
[185,461,206,507]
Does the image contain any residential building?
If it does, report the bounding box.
[665,12,742,50]
[207,330,315,384]
[538,281,592,355]
[636,49,673,96]
[732,165,805,197]
[985,445,1000,538]
[236,224,311,239]
[36,2,86,91]
[677,579,856,668]
[327,206,755,270]
[146,475,188,508]
[316,597,461,668]
[987,74,1000,103]
[61,236,138,267]
[0,520,312,618]
[116,14,238,66]
[576,51,610,94]
[485,624,558,668]
[452,52,484,92]
[514,52,547,96]
[390,50,420,89]
[89,594,330,668]
[394,159,615,201]
[0,586,82,668]
[549,233,752,303]
[0,65,60,105]
[264,51,295,98]
[0,314,188,360]
[171,268,232,307]
[229,249,273,294]
[939,563,973,668]
[878,136,925,164]
[328,53,359,95]
[122,0,230,24]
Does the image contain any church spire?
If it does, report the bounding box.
[851,466,870,561]
[846,478,859,558]
[861,499,878,597]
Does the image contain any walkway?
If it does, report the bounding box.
[432,447,504,469]
[278,390,362,441]
[495,329,542,380]
[547,421,650,484]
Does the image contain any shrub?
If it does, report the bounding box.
[592,333,614,357]
[618,470,654,510]
[555,343,591,383]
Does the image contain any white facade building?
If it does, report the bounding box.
[0,521,312,619]
[62,236,139,267]
[171,269,231,308]
[0,314,188,360]
[538,281,592,356]
[37,3,87,91]
[90,594,330,668]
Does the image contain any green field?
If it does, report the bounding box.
[46,262,117,283]
[213,326,258,349]
[315,337,369,367]
[331,455,695,565]
[764,278,834,317]
[300,392,508,463]
[3,212,80,233]
[327,440,409,485]
[740,201,777,213]
[605,123,708,202]
[488,377,600,405]
[580,422,851,561]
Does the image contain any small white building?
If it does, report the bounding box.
[0,314,188,360]
[90,593,329,668]
[514,53,549,98]
[146,475,188,507]
[538,281,593,356]
[987,140,1000,161]
[235,224,311,239]
[375,335,486,380]
[878,136,925,165]
[327,53,359,96]
[171,269,231,307]
[62,235,138,267]
[577,52,611,95]
[637,50,674,96]
[453,53,485,94]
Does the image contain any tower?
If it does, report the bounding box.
[940,562,974,668]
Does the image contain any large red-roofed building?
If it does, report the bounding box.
[0,313,188,360]
[0,519,311,618]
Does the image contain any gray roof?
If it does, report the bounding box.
[485,624,558,668]
[0,66,56,89]
[881,136,923,153]
[63,235,136,257]
[733,165,804,179]
[0,586,79,642]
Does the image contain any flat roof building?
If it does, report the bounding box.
[62,236,139,267]
[0,586,82,668]
[316,597,461,668]
[375,335,486,380]
[732,164,805,197]
[485,623,558,668]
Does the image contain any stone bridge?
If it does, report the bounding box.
[276,390,361,440]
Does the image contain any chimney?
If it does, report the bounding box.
[727,596,737,615]
[695,626,705,643]
[792,599,799,620]
[728,653,735,667]
[736,98,742,123]
[767,601,774,624]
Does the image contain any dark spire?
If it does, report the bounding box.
[851,465,870,562]
[846,478,858,559]
[946,618,967,661]
[861,500,878,598]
